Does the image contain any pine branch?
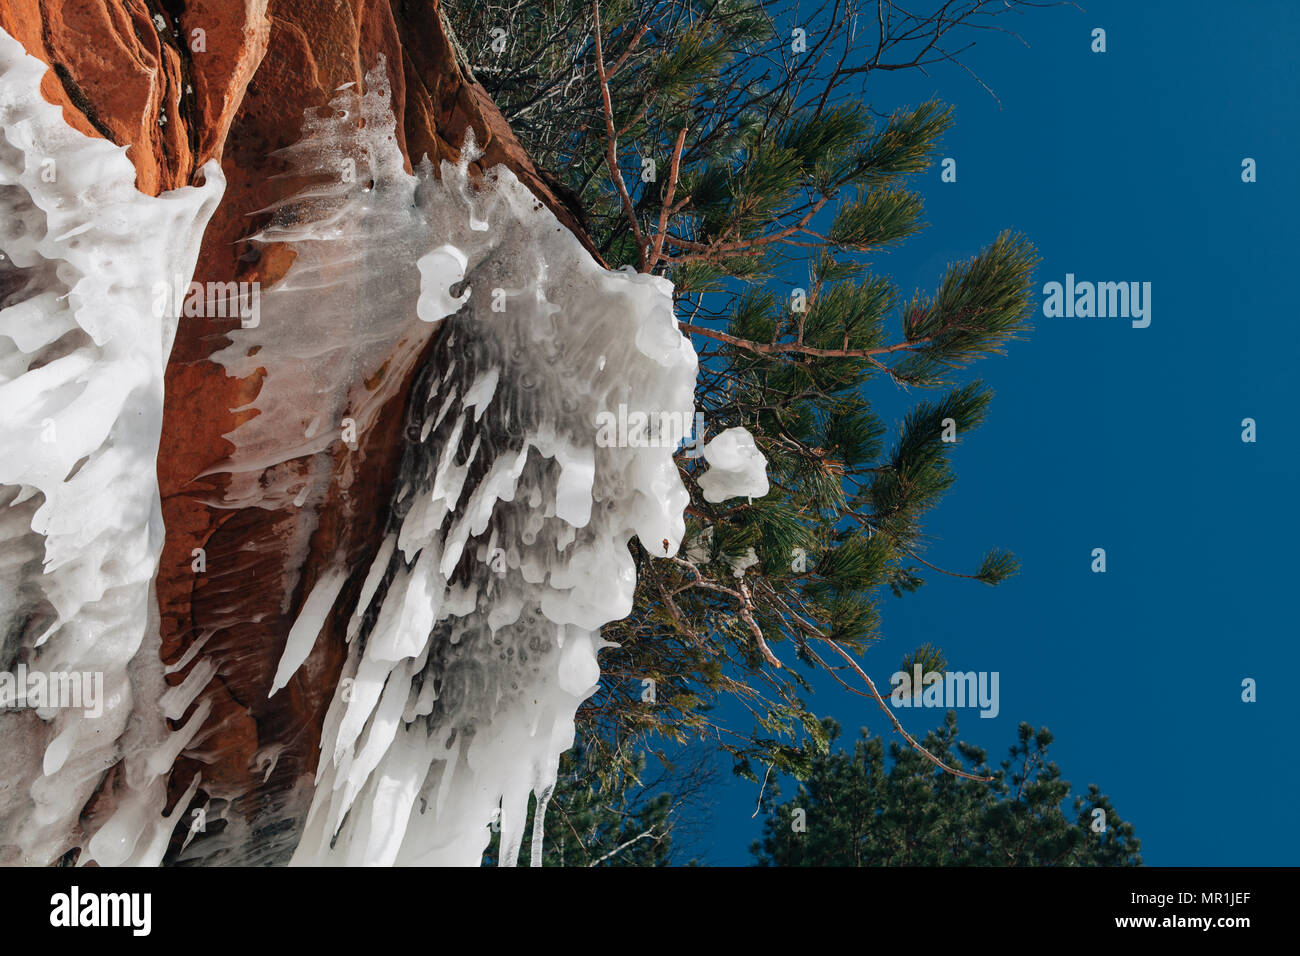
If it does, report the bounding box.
[678,324,935,360]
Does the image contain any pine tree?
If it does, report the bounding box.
[444,0,1048,790]
[752,714,1142,866]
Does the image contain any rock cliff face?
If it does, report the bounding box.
[0,0,601,865]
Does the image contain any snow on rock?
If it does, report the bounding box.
[0,27,223,864]
[698,427,770,503]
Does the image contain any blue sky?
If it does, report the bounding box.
[691,0,1298,866]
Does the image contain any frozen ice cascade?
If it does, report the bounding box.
[0,28,223,864]
[213,56,762,865]
[260,64,708,867]
[0,31,767,866]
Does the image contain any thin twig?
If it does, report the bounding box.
[752,764,773,818]
[588,827,664,866]
[592,2,646,259]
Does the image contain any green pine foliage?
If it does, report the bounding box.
[752,714,1142,866]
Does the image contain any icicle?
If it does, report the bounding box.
[270,566,348,696]
[530,785,553,868]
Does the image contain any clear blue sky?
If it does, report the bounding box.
[691,0,1298,866]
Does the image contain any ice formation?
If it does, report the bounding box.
[698,427,769,503]
[0,33,767,866]
[204,66,704,866]
[0,28,223,864]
